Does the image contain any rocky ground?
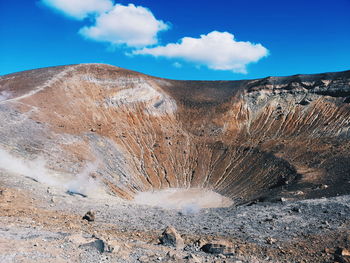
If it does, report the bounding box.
[1,170,349,263]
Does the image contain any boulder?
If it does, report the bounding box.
[160,226,184,249]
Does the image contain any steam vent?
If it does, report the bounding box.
[1,64,350,205]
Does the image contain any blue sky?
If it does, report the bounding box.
[0,0,349,80]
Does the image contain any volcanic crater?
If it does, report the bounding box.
[0,64,349,204]
[0,64,350,262]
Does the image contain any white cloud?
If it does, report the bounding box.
[79,4,169,47]
[41,1,268,73]
[42,0,113,20]
[133,31,268,73]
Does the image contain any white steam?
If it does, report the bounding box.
[0,148,59,185]
[65,161,100,196]
[133,188,233,213]
[0,148,101,197]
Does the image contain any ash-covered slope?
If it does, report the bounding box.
[0,64,349,204]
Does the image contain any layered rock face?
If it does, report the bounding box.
[0,64,349,203]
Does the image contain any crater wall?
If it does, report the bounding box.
[0,64,349,203]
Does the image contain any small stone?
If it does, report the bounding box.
[291,207,301,213]
[166,251,181,260]
[336,247,350,257]
[266,237,277,245]
[194,238,207,249]
[138,255,149,263]
[217,254,226,258]
[185,254,201,263]
[298,99,310,105]
[335,247,350,263]
[201,240,234,255]
[322,220,329,226]
[105,240,120,253]
[82,210,95,222]
[324,248,332,254]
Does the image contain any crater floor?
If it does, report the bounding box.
[0,168,349,263]
[133,188,233,209]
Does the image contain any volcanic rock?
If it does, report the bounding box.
[82,210,95,222]
[105,240,121,253]
[201,240,234,255]
[160,226,184,249]
[266,237,277,245]
[194,238,207,250]
[291,207,301,213]
[339,248,350,257]
[138,256,150,263]
[165,250,184,261]
[185,254,201,263]
[335,247,350,263]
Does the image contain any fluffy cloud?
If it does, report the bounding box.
[133,31,268,73]
[41,1,268,73]
[42,0,113,20]
[79,4,169,47]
